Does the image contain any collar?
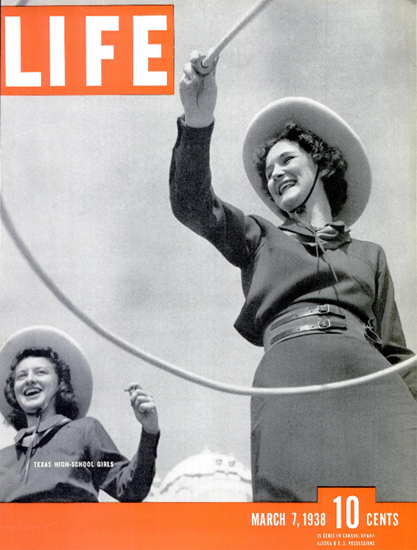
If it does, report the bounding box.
[15,414,71,446]
[280,218,348,235]
[280,218,351,251]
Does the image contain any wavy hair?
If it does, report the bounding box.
[4,348,79,430]
[254,121,348,218]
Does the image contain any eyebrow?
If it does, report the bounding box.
[267,149,297,163]
[16,364,51,374]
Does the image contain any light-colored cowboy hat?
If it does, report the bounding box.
[243,97,372,227]
[0,326,93,421]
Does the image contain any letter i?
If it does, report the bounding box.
[50,16,65,86]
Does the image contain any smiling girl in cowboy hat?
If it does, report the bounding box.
[0,326,160,502]
[169,52,417,502]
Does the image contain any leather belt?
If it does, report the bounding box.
[268,304,346,331]
[263,304,367,351]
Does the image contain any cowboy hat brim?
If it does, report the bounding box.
[242,97,372,227]
[0,326,93,421]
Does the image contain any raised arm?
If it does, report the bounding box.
[88,385,160,502]
[170,52,262,268]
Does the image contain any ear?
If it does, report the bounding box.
[318,167,331,180]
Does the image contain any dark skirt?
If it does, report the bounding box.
[251,332,417,502]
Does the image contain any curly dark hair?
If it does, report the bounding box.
[254,121,348,218]
[4,348,79,430]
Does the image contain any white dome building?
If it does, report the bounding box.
[156,448,252,502]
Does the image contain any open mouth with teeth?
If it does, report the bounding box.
[279,180,296,195]
[23,387,42,397]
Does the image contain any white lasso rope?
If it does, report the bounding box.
[1,194,416,396]
[195,0,274,74]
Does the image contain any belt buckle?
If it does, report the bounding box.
[317,304,330,315]
[318,317,331,330]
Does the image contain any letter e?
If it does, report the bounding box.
[133,15,167,86]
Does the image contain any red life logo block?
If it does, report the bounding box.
[1,5,174,95]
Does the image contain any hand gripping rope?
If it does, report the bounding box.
[1,194,416,397]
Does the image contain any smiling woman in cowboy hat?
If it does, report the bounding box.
[0,326,160,503]
[169,52,417,502]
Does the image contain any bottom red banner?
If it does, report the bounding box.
[0,488,416,550]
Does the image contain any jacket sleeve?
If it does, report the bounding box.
[169,116,262,268]
[86,419,160,502]
[373,246,416,399]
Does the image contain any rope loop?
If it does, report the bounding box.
[1,193,416,397]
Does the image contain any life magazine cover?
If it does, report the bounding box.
[0,1,416,549]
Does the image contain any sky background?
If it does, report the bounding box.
[1,0,416,498]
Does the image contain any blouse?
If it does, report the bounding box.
[0,414,160,502]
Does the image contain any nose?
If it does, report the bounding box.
[26,370,37,383]
[270,163,284,180]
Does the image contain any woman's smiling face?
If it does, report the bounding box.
[265,139,319,214]
[14,356,59,415]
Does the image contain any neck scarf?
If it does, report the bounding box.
[280,217,352,286]
[15,414,71,483]
[280,218,352,250]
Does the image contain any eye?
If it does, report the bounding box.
[16,372,27,381]
[283,155,294,165]
[265,170,273,183]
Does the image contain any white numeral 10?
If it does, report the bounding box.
[333,495,360,529]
